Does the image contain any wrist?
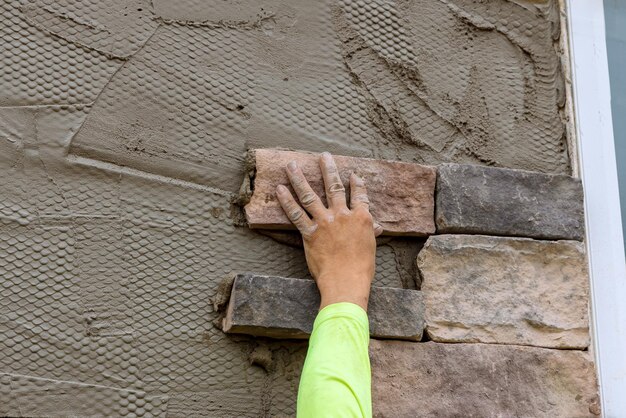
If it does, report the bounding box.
[316,272,372,311]
[320,294,369,311]
[316,270,373,285]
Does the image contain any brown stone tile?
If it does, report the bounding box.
[244,149,436,236]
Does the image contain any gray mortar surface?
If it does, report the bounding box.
[1,0,571,416]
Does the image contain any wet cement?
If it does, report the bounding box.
[1,0,572,416]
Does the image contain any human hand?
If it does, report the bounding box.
[275,152,383,310]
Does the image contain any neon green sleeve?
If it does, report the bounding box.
[297,302,372,418]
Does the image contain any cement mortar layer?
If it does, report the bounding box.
[0,0,585,416]
[67,0,569,191]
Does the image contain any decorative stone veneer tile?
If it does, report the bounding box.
[223,273,424,341]
[436,163,585,240]
[244,149,436,236]
[418,235,590,349]
[370,341,600,417]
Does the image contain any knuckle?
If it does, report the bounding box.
[326,164,338,174]
[288,207,303,221]
[355,208,372,222]
[291,176,304,187]
[326,167,341,179]
[328,182,345,194]
[300,192,317,207]
[283,199,296,210]
[337,208,351,217]
[303,224,318,237]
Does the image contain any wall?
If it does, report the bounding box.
[0,0,594,416]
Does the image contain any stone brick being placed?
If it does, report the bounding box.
[222,273,424,341]
[244,149,437,236]
[370,341,600,417]
[418,235,590,349]
[436,163,585,240]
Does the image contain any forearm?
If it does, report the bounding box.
[297,302,372,418]
[278,153,376,417]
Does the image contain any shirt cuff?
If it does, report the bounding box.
[313,302,369,333]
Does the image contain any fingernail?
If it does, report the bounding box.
[353,174,364,186]
[321,151,331,160]
[287,161,297,172]
[276,184,287,194]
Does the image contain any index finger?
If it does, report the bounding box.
[275,185,317,237]
[286,161,327,218]
[320,152,347,209]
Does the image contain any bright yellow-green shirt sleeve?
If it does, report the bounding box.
[297,302,372,418]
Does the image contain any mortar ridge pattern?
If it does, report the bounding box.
[0,0,574,416]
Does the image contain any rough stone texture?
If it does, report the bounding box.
[370,340,600,418]
[244,149,437,236]
[418,235,590,349]
[223,273,424,341]
[436,163,585,240]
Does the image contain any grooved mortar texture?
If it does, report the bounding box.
[0,0,581,416]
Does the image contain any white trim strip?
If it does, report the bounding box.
[567,1,626,416]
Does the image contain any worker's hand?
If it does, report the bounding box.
[275,152,383,311]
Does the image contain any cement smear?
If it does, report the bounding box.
[1,0,570,415]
